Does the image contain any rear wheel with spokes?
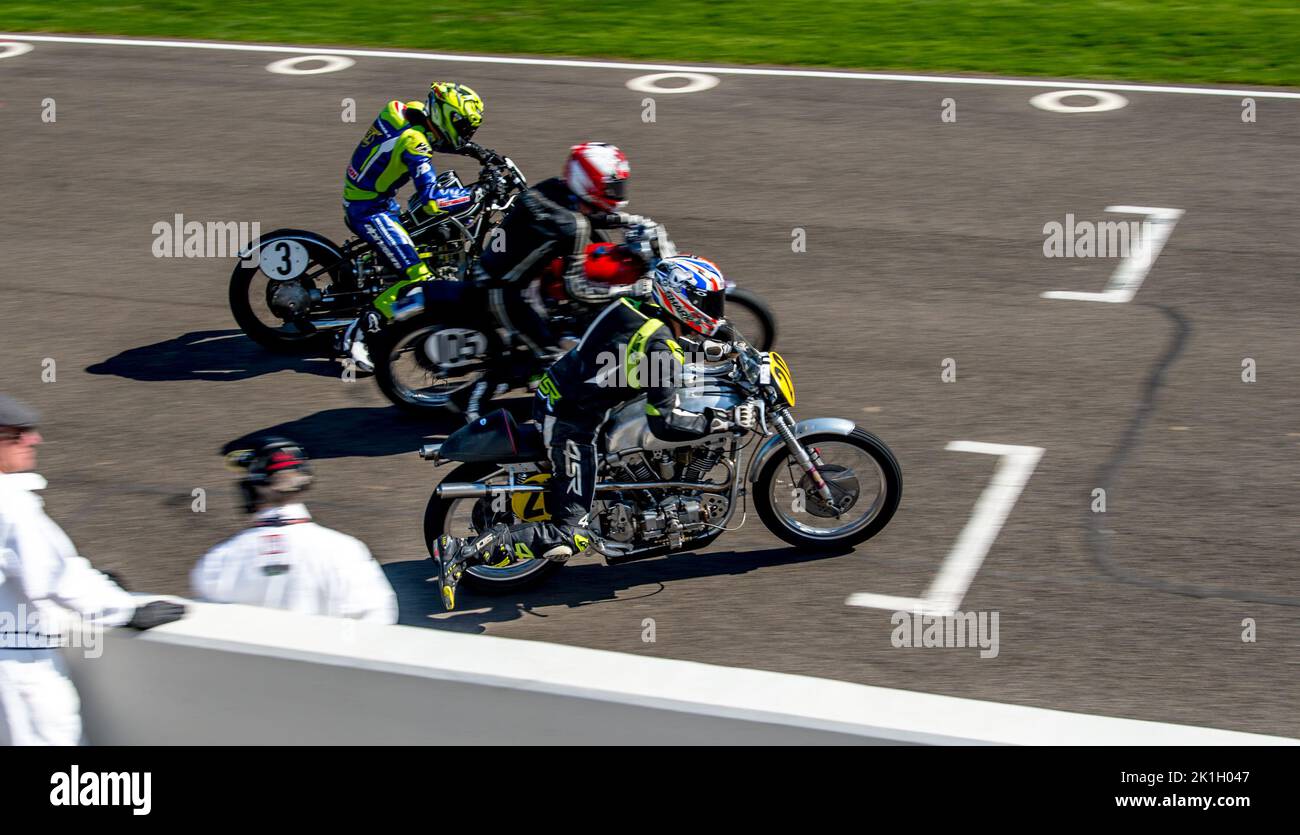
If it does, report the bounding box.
[423,462,562,592]
[228,232,360,353]
[724,286,777,351]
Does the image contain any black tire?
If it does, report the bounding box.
[372,314,502,415]
[724,286,777,351]
[423,461,562,593]
[753,429,902,550]
[228,231,349,354]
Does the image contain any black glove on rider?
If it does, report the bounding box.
[465,142,505,167]
[126,600,187,631]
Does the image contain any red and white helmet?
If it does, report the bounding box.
[565,142,630,212]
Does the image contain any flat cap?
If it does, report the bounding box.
[0,394,40,428]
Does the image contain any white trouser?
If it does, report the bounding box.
[0,654,82,746]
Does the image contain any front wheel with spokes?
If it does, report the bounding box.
[753,429,902,549]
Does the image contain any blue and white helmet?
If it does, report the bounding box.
[651,255,727,336]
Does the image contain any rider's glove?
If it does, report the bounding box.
[127,600,187,631]
[708,417,734,434]
[705,407,739,435]
[733,403,757,430]
[631,277,654,299]
[464,142,496,163]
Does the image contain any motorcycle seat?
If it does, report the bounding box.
[439,408,546,464]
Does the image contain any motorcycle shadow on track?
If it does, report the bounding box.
[87,329,339,382]
[383,543,851,634]
[219,397,535,459]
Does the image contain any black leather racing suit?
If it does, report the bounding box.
[474,297,724,563]
[475,177,639,357]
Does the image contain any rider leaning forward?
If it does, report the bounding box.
[433,257,750,610]
[339,81,486,372]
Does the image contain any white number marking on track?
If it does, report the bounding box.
[846,441,1044,617]
[1041,206,1183,303]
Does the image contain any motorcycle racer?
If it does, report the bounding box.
[473,142,653,365]
[432,255,747,610]
[339,82,486,371]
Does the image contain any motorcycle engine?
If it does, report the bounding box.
[599,448,730,547]
[601,503,637,543]
[599,493,730,547]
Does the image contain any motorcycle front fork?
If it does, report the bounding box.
[772,408,837,510]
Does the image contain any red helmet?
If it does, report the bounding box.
[565,142,630,212]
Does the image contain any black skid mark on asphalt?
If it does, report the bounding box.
[1087,303,1300,608]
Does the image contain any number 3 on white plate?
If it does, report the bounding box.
[259,239,310,280]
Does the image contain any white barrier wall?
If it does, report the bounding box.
[65,602,1296,745]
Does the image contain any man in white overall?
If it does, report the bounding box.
[192,437,398,624]
[0,394,185,745]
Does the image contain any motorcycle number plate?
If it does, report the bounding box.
[424,328,489,368]
[259,239,310,281]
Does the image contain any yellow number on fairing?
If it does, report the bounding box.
[768,351,796,406]
[511,473,552,522]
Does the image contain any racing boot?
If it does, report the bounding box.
[431,533,475,611]
[374,262,433,322]
[431,525,520,610]
[519,522,633,563]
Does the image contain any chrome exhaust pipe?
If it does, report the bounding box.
[436,478,731,499]
[435,483,539,499]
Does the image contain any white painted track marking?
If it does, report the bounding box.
[1042,206,1183,303]
[847,441,1044,617]
[626,72,719,94]
[0,41,34,59]
[266,54,354,75]
[1030,89,1128,113]
[2,33,1299,100]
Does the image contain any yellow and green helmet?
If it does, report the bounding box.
[425,82,484,150]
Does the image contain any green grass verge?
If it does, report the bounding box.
[2,1,1298,87]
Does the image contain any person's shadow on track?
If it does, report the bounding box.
[87,329,339,382]
[383,543,851,634]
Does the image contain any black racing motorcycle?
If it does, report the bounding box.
[228,151,527,353]
[418,332,901,595]
[370,221,779,416]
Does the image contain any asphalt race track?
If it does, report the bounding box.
[1,37,1297,736]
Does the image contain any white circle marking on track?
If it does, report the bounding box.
[267,55,355,75]
[626,72,719,94]
[1030,89,1129,113]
